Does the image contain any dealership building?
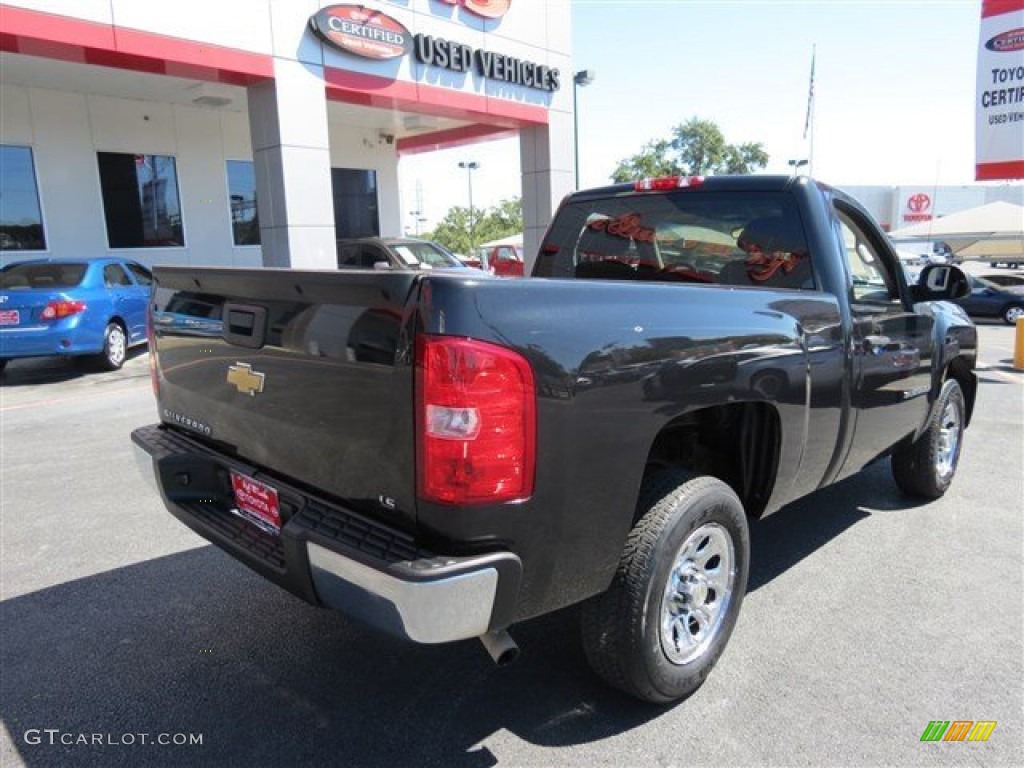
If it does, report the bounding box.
[0,0,573,269]
[3,1,1022,273]
[842,183,1024,240]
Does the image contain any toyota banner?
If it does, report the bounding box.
[976,0,1024,180]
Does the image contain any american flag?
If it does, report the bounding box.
[803,47,816,139]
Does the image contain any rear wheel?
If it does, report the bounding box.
[891,378,965,499]
[580,470,750,703]
[98,322,127,371]
[1002,304,1024,325]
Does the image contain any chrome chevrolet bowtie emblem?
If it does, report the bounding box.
[227,362,265,397]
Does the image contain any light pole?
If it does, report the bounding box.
[408,209,426,236]
[573,70,596,190]
[458,160,479,255]
[787,158,809,178]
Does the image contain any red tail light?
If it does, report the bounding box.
[634,175,705,192]
[416,335,536,505]
[40,300,86,320]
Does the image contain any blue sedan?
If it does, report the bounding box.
[0,257,152,371]
[954,275,1024,325]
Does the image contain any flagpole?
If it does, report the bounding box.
[809,96,815,177]
[804,44,816,177]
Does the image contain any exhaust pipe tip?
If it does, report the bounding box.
[479,629,519,666]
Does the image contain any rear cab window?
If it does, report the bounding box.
[0,262,88,290]
[536,190,815,291]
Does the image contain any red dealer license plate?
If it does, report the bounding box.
[230,471,281,535]
[0,310,19,326]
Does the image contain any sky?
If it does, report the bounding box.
[398,0,991,234]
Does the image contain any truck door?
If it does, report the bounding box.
[833,201,936,477]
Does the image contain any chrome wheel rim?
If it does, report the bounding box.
[108,326,126,365]
[660,522,736,665]
[1006,306,1024,323]
[935,399,962,479]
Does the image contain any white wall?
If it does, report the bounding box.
[328,123,402,237]
[0,83,260,268]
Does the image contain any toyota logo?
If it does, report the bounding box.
[907,193,931,214]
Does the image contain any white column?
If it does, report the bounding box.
[520,108,575,274]
[247,58,335,268]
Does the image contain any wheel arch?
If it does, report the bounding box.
[642,402,782,520]
[945,356,977,428]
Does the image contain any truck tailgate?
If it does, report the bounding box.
[150,267,421,532]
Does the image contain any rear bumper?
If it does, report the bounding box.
[0,322,102,359]
[131,424,521,644]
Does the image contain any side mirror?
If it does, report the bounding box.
[372,261,392,271]
[914,264,970,301]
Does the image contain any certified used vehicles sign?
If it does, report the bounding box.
[310,5,413,60]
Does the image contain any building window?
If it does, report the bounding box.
[97,152,184,248]
[0,145,46,251]
[332,168,379,239]
[227,160,260,246]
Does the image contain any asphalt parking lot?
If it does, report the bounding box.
[1,324,1021,768]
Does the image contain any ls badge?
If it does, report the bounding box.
[227,362,265,397]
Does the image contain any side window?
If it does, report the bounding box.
[97,152,184,248]
[834,208,901,306]
[337,244,360,267]
[103,264,132,287]
[226,160,259,246]
[360,247,387,268]
[0,145,47,251]
[125,262,152,286]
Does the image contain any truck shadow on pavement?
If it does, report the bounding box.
[1,462,923,768]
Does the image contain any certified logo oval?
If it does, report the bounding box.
[985,28,1024,53]
[310,5,412,60]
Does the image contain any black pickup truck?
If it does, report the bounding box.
[132,176,976,703]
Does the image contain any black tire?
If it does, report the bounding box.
[1001,303,1024,325]
[0,359,8,373]
[98,322,127,371]
[580,470,750,703]
[891,378,965,499]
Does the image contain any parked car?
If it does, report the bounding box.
[980,273,1024,287]
[0,257,152,372]
[134,175,976,704]
[954,275,1024,324]
[456,252,484,269]
[480,244,525,277]
[336,237,470,272]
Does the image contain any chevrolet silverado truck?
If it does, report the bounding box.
[132,176,976,703]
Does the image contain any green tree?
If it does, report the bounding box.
[611,117,768,182]
[608,139,677,184]
[425,197,523,255]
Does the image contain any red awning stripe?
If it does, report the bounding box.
[981,0,1024,19]
[324,66,548,129]
[0,4,273,84]
[976,160,1024,180]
